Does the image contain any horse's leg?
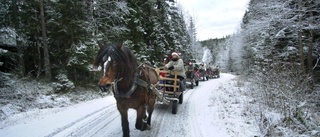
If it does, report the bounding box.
[117,105,130,137]
[147,95,156,127]
[135,105,148,131]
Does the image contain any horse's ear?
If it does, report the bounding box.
[98,41,104,49]
[93,59,99,68]
[117,41,123,49]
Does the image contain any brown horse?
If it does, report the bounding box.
[93,42,159,137]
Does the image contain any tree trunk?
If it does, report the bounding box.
[35,7,42,78]
[298,0,305,76]
[12,0,25,76]
[40,0,52,80]
[36,40,42,78]
[307,0,314,88]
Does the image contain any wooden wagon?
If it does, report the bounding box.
[151,68,183,114]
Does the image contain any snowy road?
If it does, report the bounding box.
[0,73,258,137]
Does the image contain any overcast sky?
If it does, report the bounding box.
[178,0,250,41]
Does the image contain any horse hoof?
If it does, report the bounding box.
[141,124,151,131]
[146,125,151,130]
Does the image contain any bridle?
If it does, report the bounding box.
[101,54,149,98]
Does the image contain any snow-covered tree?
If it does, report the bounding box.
[239,0,320,136]
[0,0,192,86]
[202,47,212,65]
[187,17,202,61]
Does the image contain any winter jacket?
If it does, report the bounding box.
[165,58,186,79]
[185,65,194,72]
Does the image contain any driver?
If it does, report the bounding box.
[164,52,186,91]
[185,62,194,78]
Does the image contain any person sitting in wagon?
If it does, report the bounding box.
[159,57,169,83]
[199,63,205,73]
[164,52,186,91]
[185,61,194,79]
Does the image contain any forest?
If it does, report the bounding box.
[0,0,319,136]
[0,0,194,87]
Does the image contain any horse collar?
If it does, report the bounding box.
[113,72,138,98]
[112,69,149,98]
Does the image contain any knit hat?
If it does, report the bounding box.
[171,52,179,57]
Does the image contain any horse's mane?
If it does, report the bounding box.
[94,43,139,87]
[95,44,138,66]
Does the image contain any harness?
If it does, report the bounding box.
[112,64,151,98]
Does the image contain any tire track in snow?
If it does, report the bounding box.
[44,103,116,137]
[65,104,119,137]
[186,74,234,137]
[46,75,233,137]
[134,103,169,137]
[187,84,207,137]
[135,88,194,137]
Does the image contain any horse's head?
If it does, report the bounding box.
[98,55,118,92]
[93,42,136,92]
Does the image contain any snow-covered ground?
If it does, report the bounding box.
[0,73,260,137]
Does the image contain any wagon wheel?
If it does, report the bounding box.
[179,92,183,104]
[172,100,178,114]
